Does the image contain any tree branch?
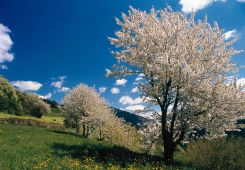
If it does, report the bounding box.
[170,87,180,135]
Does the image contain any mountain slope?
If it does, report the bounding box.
[113,108,147,129]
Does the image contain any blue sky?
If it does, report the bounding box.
[0,0,245,112]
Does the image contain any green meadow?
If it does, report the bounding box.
[0,108,64,125]
[1,110,245,170]
[0,120,193,170]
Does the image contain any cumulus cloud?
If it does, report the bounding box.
[51,76,69,93]
[125,105,145,111]
[11,81,42,91]
[115,79,127,86]
[111,87,120,94]
[179,0,226,13]
[224,29,238,40]
[39,93,52,99]
[119,95,143,105]
[99,87,106,93]
[0,24,14,67]
[131,87,138,93]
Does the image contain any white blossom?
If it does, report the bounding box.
[107,5,245,161]
[61,83,139,148]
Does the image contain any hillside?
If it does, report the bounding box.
[113,107,147,129]
[0,122,191,169]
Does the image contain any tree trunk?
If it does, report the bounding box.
[98,122,104,140]
[98,129,104,141]
[75,119,79,136]
[82,123,86,137]
[163,131,175,163]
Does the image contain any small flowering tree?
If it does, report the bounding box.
[62,84,104,136]
[138,114,161,154]
[61,83,139,148]
[106,6,245,161]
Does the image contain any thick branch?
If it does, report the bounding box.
[170,87,180,135]
[161,79,172,130]
[174,130,185,147]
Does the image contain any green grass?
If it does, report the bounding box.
[48,108,63,117]
[0,111,64,125]
[0,122,193,170]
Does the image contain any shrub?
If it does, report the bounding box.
[0,95,9,111]
[185,136,245,169]
[7,98,22,116]
[16,92,51,118]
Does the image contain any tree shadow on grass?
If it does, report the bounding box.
[50,142,163,168]
[47,129,94,139]
[47,129,74,135]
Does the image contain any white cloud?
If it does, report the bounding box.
[125,105,145,111]
[51,76,69,92]
[135,73,144,82]
[131,87,138,93]
[224,29,238,40]
[179,0,226,13]
[99,87,106,93]
[119,95,143,105]
[115,79,127,86]
[135,77,143,81]
[51,76,66,88]
[237,0,245,2]
[0,24,14,66]
[0,64,8,69]
[59,76,66,81]
[11,81,42,91]
[237,77,245,86]
[51,81,62,88]
[111,87,120,94]
[39,93,52,99]
[138,73,144,77]
[57,87,69,92]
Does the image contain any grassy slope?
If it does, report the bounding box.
[0,123,192,170]
[0,108,64,125]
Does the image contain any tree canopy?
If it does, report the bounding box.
[41,98,59,108]
[62,83,140,148]
[0,77,22,115]
[107,6,245,161]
